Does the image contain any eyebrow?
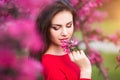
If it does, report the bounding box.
[66,21,73,25]
[52,21,73,26]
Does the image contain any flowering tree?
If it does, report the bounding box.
[71,0,110,80]
[0,0,120,80]
[0,0,44,80]
[71,0,120,80]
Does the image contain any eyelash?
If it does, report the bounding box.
[52,27,60,30]
[51,23,72,30]
[67,24,72,28]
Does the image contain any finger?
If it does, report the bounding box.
[68,53,74,61]
[76,50,81,57]
[80,50,86,56]
[76,50,80,55]
[72,51,81,60]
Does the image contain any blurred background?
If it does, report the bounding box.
[99,0,120,34]
[0,0,120,80]
[91,0,120,80]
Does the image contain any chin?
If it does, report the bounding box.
[52,41,62,47]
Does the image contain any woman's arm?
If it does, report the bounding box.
[69,50,92,79]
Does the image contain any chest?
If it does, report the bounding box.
[55,57,80,80]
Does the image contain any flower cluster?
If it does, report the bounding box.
[115,50,120,69]
[0,49,43,80]
[89,49,103,65]
[0,1,44,79]
[116,56,120,68]
[61,39,80,54]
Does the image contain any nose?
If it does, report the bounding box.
[61,27,68,36]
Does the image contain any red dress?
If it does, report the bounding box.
[42,54,91,80]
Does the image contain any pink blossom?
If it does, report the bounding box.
[71,0,79,6]
[0,48,43,80]
[70,40,79,46]
[21,33,44,53]
[16,0,44,10]
[61,40,70,54]
[81,0,88,3]
[74,21,81,30]
[77,5,91,21]
[96,0,103,6]
[80,6,91,16]
[108,34,119,44]
[6,19,35,39]
[17,57,43,80]
[89,49,103,65]
[92,11,108,22]
[88,17,95,23]
[117,56,120,64]
[83,24,92,32]
[61,39,80,53]
[95,27,102,34]
[115,55,120,69]
[89,35,99,41]
[5,19,44,53]
[0,0,6,6]
[87,27,102,41]
[0,49,17,69]
[87,11,108,23]
[88,1,98,8]
[0,49,20,80]
[16,0,53,20]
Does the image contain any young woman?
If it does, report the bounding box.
[36,0,92,80]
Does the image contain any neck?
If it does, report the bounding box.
[45,44,67,55]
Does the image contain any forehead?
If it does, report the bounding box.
[51,10,73,24]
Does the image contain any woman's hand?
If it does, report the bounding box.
[69,50,92,79]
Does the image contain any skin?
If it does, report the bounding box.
[46,10,74,55]
[45,10,92,79]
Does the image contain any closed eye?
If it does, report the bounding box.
[66,21,73,28]
[51,26,60,30]
[51,24,61,30]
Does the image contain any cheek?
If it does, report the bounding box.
[68,27,74,38]
[69,27,74,34]
[50,30,59,39]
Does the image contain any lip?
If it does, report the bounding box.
[59,38,68,40]
[59,38,69,42]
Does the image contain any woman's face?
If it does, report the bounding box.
[50,10,74,47]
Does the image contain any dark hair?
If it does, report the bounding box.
[36,0,76,60]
